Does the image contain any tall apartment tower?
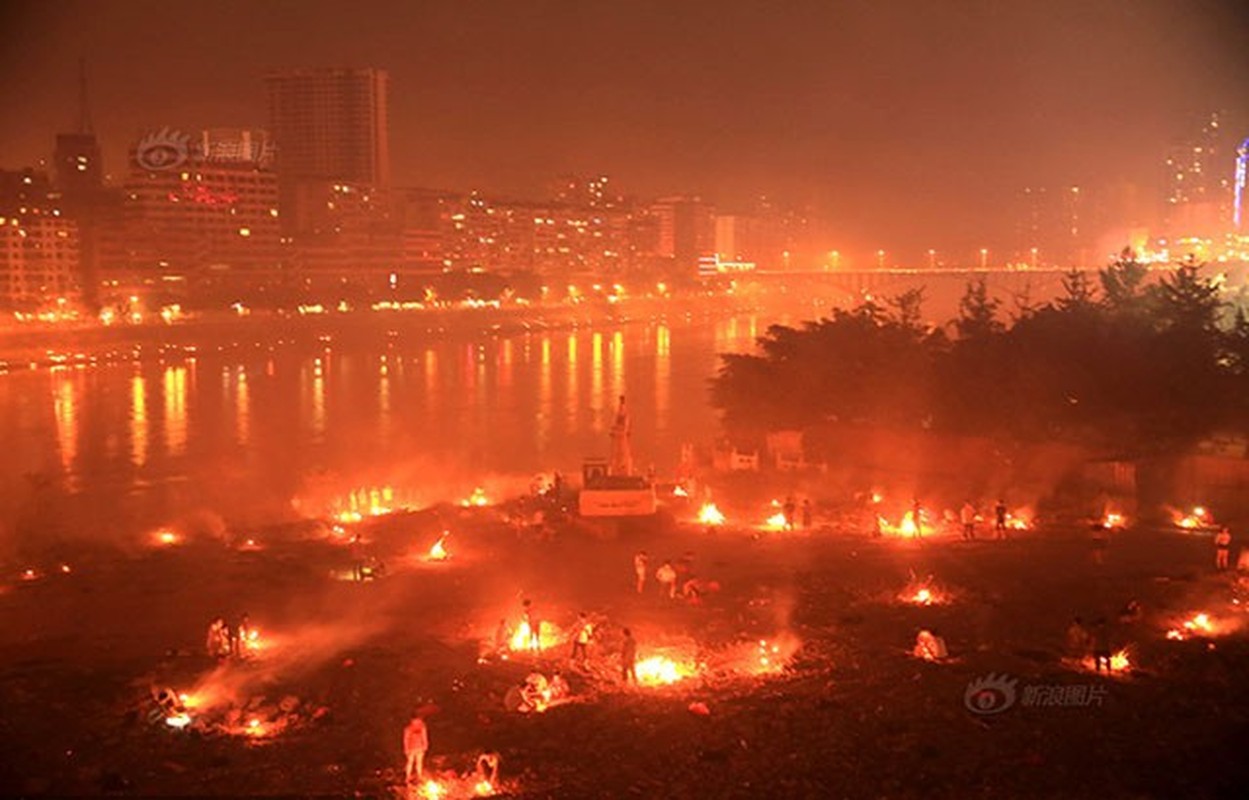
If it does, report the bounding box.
[265,68,391,228]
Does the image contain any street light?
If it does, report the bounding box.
[828,250,840,271]
[1030,247,1039,269]
[877,249,885,269]
[927,249,936,269]
[979,248,988,269]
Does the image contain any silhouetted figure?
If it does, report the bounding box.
[621,628,638,684]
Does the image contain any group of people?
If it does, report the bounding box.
[205,614,254,660]
[503,670,573,713]
[958,499,1012,541]
[779,496,814,531]
[634,550,711,601]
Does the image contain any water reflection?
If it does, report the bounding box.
[656,323,670,429]
[53,373,78,476]
[236,366,250,445]
[130,371,147,467]
[591,331,604,431]
[163,365,187,456]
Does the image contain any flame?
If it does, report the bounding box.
[879,511,921,537]
[332,485,400,523]
[420,780,447,799]
[697,503,726,526]
[1005,512,1031,531]
[1174,506,1211,530]
[474,780,495,796]
[635,655,695,685]
[764,511,788,530]
[1082,648,1132,674]
[427,533,450,561]
[870,491,883,504]
[1101,512,1126,530]
[508,619,559,652]
[21,568,39,581]
[1166,612,1217,640]
[153,529,181,546]
[461,487,489,507]
[59,564,72,574]
[672,485,689,498]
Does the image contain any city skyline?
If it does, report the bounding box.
[3,0,1249,259]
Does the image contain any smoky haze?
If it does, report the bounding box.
[2,0,1249,260]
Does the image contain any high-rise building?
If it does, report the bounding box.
[265,68,391,210]
[649,196,715,276]
[1163,111,1233,238]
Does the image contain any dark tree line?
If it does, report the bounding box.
[711,255,1249,453]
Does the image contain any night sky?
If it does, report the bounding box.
[2,0,1249,257]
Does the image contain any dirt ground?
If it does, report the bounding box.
[2,492,1248,799]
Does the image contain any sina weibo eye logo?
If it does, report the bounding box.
[964,673,1018,715]
[135,127,191,171]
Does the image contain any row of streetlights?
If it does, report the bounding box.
[827,247,1043,270]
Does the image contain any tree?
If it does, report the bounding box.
[1153,262,1223,335]
[954,278,1003,340]
[1055,269,1097,313]
[1098,249,1150,316]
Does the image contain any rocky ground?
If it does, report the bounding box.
[2,495,1248,799]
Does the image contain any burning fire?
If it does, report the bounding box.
[426,532,450,561]
[164,712,192,729]
[508,620,560,652]
[59,564,71,574]
[1101,512,1126,530]
[474,780,495,796]
[878,511,921,537]
[461,487,489,507]
[1005,512,1031,531]
[1082,648,1132,674]
[672,485,689,498]
[420,779,447,799]
[21,568,39,581]
[635,655,696,686]
[1174,506,1212,530]
[698,503,726,526]
[1166,612,1217,640]
[333,486,399,523]
[152,529,181,546]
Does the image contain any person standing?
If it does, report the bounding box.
[1215,526,1232,571]
[994,499,1008,539]
[656,561,677,599]
[960,501,976,541]
[403,714,429,784]
[801,499,813,530]
[783,496,796,531]
[571,612,593,666]
[633,551,649,594]
[912,498,924,538]
[522,599,540,651]
[620,628,638,685]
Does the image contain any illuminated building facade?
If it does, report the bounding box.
[117,157,280,275]
[0,168,80,307]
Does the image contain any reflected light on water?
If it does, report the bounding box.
[163,365,187,456]
[130,371,147,468]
